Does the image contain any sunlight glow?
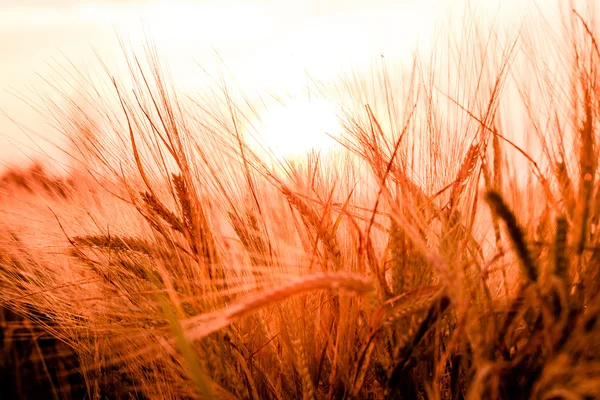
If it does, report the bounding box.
[253,98,342,159]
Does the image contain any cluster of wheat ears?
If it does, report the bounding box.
[1,4,600,400]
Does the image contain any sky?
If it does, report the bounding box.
[0,0,579,169]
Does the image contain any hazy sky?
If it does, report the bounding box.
[0,0,574,169]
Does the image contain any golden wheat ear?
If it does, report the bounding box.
[140,190,184,233]
[485,190,538,283]
[72,235,152,255]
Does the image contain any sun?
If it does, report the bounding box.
[252,98,343,160]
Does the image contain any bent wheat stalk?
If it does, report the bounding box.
[182,271,374,342]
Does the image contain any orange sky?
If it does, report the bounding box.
[0,0,580,170]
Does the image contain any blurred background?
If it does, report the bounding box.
[0,0,570,170]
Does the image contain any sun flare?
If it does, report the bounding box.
[252,98,342,160]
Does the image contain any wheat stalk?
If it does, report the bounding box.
[181,272,374,342]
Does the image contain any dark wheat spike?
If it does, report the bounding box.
[554,216,569,280]
[485,190,538,282]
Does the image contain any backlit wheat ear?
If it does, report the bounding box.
[281,186,342,266]
[229,210,269,265]
[172,174,194,225]
[72,235,152,255]
[485,190,538,283]
[229,210,271,289]
[573,86,596,255]
[172,173,198,252]
[140,190,184,233]
[292,332,316,400]
[557,161,576,219]
[172,173,220,278]
[448,142,480,212]
[388,212,431,295]
[380,285,444,325]
[389,217,407,295]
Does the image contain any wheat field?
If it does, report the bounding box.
[1,2,600,399]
